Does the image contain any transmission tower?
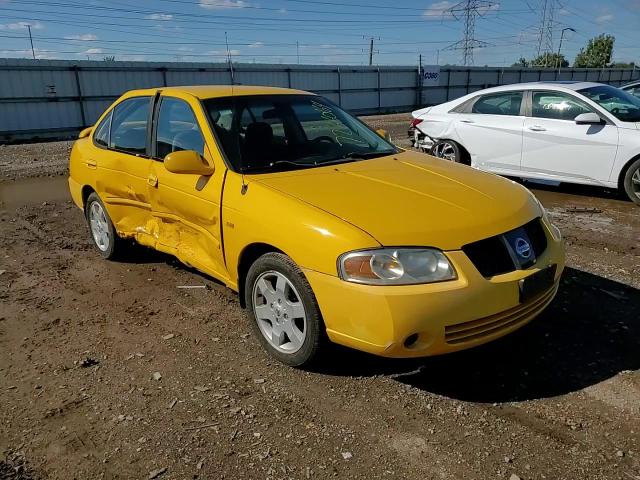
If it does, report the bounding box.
[444,0,496,66]
[535,0,556,64]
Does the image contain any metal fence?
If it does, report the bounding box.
[1,58,638,142]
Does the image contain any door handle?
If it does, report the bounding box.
[460,119,475,123]
[147,173,158,187]
[528,125,546,131]
[86,159,97,169]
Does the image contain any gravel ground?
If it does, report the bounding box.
[1,113,639,480]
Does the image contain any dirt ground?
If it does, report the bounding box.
[1,115,639,480]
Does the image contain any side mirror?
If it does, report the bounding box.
[164,150,214,176]
[78,127,92,139]
[376,128,391,141]
[574,112,603,125]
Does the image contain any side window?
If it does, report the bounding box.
[531,91,592,121]
[471,91,523,116]
[109,97,151,155]
[93,111,112,147]
[156,98,205,159]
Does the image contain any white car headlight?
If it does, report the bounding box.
[338,248,456,285]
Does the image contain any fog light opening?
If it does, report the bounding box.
[404,333,419,348]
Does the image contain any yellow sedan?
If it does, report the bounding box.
[68,85,565,367]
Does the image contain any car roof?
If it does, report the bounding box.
[125,85,312,100]
[472,81,604,94]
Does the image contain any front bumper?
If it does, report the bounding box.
[305,226,565,358]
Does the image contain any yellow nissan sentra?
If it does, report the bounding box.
[68,85,565,367]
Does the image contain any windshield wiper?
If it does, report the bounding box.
[342,150,396,160]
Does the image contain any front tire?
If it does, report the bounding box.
[85,192,124,259]
[432,139,462,163]
[622,158,640,206]
[245,253,324,367]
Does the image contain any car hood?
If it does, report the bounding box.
[251,151,541,250]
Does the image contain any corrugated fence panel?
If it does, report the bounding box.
[0,101,82,133]
[80,69,164,96]
[0,58,638,141]
[236,69,289,88]
[166,70,230,86]
[0,68,77,98]
[290,70,337,92]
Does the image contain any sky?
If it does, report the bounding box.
[0,0,638,67]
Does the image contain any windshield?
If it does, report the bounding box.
[578,85,640,122]
[203,94,398,173]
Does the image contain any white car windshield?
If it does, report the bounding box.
[578,85,640,122]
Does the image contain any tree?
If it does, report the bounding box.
[103,56,116,62]
[574,34,615,68]
[512,57,529,67]
[511,53,568,68]
[530,52,568,68]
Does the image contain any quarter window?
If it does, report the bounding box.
[471,91,523,116]
[93,111,112,147]
[109,97,151,155]
[531,91,592,121]
[156,98,205,159]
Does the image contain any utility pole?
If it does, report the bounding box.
[535,0,556,66]
[296,40,300,64]
[26,24,36,59]
[368,37,374,66]
[444,0,495,66]
[556,27,575,75]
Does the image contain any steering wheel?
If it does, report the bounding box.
[311,135,337,145]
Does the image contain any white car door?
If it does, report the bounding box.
[453,90,525,175]
[521,90,619,184]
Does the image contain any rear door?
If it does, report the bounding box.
[521,90,619,184]
[93,96,154,235]
[147,94,228,282]
[453,90,525,174]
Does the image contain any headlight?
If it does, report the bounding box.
[338,248,456,285]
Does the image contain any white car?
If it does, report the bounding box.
[410,81,640,205]
[621,80,640,99]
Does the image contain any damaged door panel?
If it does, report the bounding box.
[146,95,228,282]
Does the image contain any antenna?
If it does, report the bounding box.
[225,31,235,85]
[26,24,36,59]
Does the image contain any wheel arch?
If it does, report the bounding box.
[433,138,471,166]
[81,185,96,209]
[617,153,640,191]
[237,242,285,308]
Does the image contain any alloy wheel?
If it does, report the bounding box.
[252,271,307,354]
[433,141,457,161]
[89,201,111,252]
[632,168,640,200]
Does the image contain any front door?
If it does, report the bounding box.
[521,90,619,184]
[147,95,228,282]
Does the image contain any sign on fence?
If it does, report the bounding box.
[421,66,441,86]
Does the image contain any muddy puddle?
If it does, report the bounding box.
[0,176,70,210]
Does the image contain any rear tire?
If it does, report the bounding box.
[432,140,463,163]
[245,252,324,367]
[622,158,640,206]
[85,192,124,259]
